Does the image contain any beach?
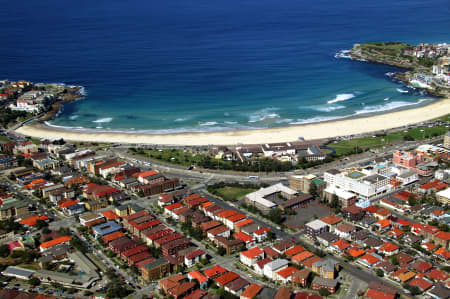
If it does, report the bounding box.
[15,97,450,146]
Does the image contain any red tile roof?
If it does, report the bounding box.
[285,245,305,257]
[435,231,450,241]
[214,271,239,286]
[235,219,254,228]
[40,236,71,249]
[241,247,264,259]
[359,253,380,265]
[203,265,227,278]
[102,210,120,220]
[277,266,298,278]
[188,270,208,283]
[137,170,158,178]
[426,268,449,282]
[292,251,314,263]
[408,277,433,291]
[380,242,399,252]
[240,283,264,299]
[234,232,254,243]
[332,239,350,251]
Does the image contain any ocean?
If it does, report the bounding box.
[0,0,448,133]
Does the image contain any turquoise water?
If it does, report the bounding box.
[0,0,448,133]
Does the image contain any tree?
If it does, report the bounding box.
[375,268,384,277]
[0,244,10,257]
[268,208,283,224]
[408,194,417,206]
[318,288,331,297]
[309,181,318,198]
[390,255,399,266]
[218,246,226,256]
[330,194,339,209]
[28,277,40,286]
[267,231,274,242]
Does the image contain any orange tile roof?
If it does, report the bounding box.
[241,247,263,259]
[226,213,246,222]
[165,202,183,211]
[276,266,298,278]
[218,210,238,219]
[138,170,158,178]
[347,248,365,258]
[320,215,342,225]
[359,254,380,265]
[40,236,71,249]
[285,245,305,257]
[103,231,125,242]
[204,265,227,278]
[240,284,264,299]
[332,239,350,251]
[234,232,254,243]
[188,270,208,283]
[435,247,450,259]
[292,251,314,263]
[435,231,450,241]
[380,242,399,252]
[202,201,214,208]
[214,271,239,286]
[396,271,415,282]
[235,219,254,228]
[377,219,391,229]
[102,210,120,220]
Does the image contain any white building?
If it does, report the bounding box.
[263,259,289,280]
[245,183,297,212]
[324,169,391,200]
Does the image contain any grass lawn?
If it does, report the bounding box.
[330,116,449,156]
[130,148,208,167]
[212,186,257,201]
[0,135,11,143]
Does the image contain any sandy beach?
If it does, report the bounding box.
[15,97,450,146]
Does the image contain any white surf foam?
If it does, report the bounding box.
[198,121,218,126]
[69,115,79,120]
[334,50,352,59]
[92,117,113,123]
[248,107,280,123]
[354,99,431,115]
[396,88,409,93]
[290,115,344,125]
[327,93,356,104]
[174,117,189,122]
[384,97,390,101]
[315,105,346,112]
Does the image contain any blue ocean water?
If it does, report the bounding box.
[0,0,448,133]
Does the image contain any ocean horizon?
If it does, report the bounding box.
[0,0,449,134]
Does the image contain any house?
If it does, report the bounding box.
[311,276,338,293]
[224,277,250,296]
[436,188,450,205]
[409,277,433,293]
[316,232,338,246]
[331,239,351,252]
[292,268,311,287]
[39,236,71,252]
[240,283,264,299]
[434,231,450,250]
[275,266,298,283]
[215,236,244,255]
[312,259,339,279]
[207,225,230,241]
[184,249,206,267]
[253,227,271,242]
[263,259,289,280]
[358,253,381,268]
[285,245,305,257]
[305,219,329,238]
[188,270,209,289]
[240,247,264,267]
[334,223,356,239]
[320,215,343,232]
[253,257,272,276]
[274,287,293,299]
[343,205,365,221]
[203,265,227,279]
[140,257,170,281]
[92,221,122,239]
[273,240,295,253]
[292,251,315,265]
[214,271,239,288]
[168,282,196,299]
[234,232,255,248]
[365,281,397,299]
[379,242,400,256]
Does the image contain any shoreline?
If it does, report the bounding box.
[15,96,450,146]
